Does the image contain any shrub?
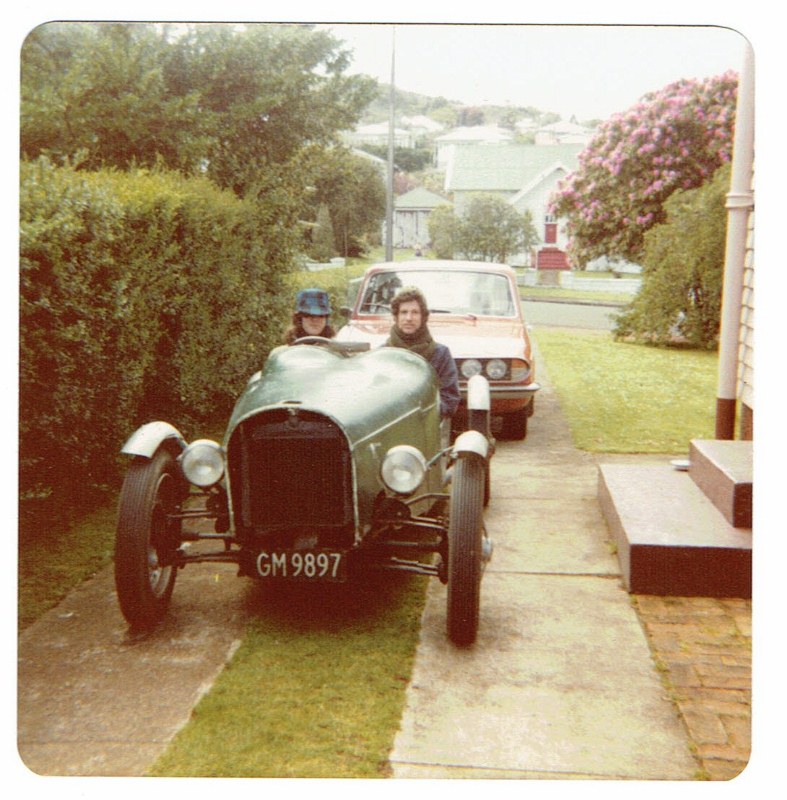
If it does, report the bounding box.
[613,164,729,348]
[20,157,292,498]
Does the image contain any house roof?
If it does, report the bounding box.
[537,120,593,135]
[353,122,410,136]
[434,125,513,144]
[395,187,450,210]
[445,143,584,193]
[400,115,444,133]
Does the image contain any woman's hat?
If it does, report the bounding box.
[296,288,332,316]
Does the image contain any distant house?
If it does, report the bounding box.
[444,143,583,266]
[433,125,514,169]
[534,118,595,146]
[400,115,444,138]
[391,187,450,249]
[351,147,387,178]
[344,122,415,149]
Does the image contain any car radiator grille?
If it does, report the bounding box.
[227,410,354,544]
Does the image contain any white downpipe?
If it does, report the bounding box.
[716,41,755,434]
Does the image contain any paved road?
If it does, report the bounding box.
[522,298,623,331]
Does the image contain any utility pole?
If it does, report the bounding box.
[384,26,395,262]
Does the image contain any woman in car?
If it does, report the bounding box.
[284,288,336,344]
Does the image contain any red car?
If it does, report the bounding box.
[336,260,539,439]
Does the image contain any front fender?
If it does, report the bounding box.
[452,429,489,461]
[466,374,490,411]
[121,421,187,459]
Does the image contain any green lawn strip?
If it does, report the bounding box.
[18,497,117,630]
[149,573,428,778]
[532,328,718,453]
[521,285,634,305]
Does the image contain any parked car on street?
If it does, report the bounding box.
[336,260,539,439]
[114,338,495,645]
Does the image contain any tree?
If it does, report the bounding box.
[310,204,337,261]
[428,205,460,259]
[174,24,377,196]
[520,209,541,261]
[428,198,538,262]
[613,163,730,348]
[550,72,737,266]
[21,22,202,172]
[359,144,432,173]
[21,22,378,197]
[458,194,531,262]
[303,147,386,257]
[457,107,486,126]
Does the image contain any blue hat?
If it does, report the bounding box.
[296,288,332,316]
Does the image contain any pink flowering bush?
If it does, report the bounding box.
[550,72,737,266]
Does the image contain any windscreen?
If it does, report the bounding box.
[359,270,516,317]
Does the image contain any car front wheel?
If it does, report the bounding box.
[115,448,185,630]
[446,454,485,646]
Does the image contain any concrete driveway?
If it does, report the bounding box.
[389,373,698,778]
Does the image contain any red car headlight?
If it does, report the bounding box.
[510,359,532,383]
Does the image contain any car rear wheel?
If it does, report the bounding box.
[446,454,485,646]
[115,448,184,629]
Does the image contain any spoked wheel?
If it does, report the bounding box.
[115,447,185,630]
[446,454,485,646]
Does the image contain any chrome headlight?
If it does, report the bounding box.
[180,439,225,487]
[485,358,508,380]
[381,445,427,495]
[460,359,483,379]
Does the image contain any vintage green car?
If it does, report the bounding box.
[114,337,494,645]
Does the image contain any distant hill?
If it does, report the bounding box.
[360,82,575,130]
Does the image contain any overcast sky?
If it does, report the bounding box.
[321,23,747,122]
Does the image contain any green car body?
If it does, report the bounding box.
[226,344,444,544]
[116,338,493,645]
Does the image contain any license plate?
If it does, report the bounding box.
[254,549,347,581]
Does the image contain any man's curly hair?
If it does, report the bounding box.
[391,286,429,320]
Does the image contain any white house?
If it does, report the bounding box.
[534,119,595,146]
[390,187,450,249]
[344,122,415,149]
[444,143,583,266]
[433,125,514,169]
[400,115,444,138]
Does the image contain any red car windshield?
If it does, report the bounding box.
[359,270,516,317]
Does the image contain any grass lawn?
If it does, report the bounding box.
[18,495,117,630]
[532,328,718,453]
[521,284,634,305]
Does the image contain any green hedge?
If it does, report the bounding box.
[20,158,293,498]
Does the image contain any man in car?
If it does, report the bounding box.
[385,286,460,423]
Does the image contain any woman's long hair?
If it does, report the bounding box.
[283,313,336,344]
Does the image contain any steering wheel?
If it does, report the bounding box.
[291,336,335,347]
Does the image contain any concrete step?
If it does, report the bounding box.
[689,439,752,528]
[598,463,751,598]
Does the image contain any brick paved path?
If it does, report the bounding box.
[632,595,752,780]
